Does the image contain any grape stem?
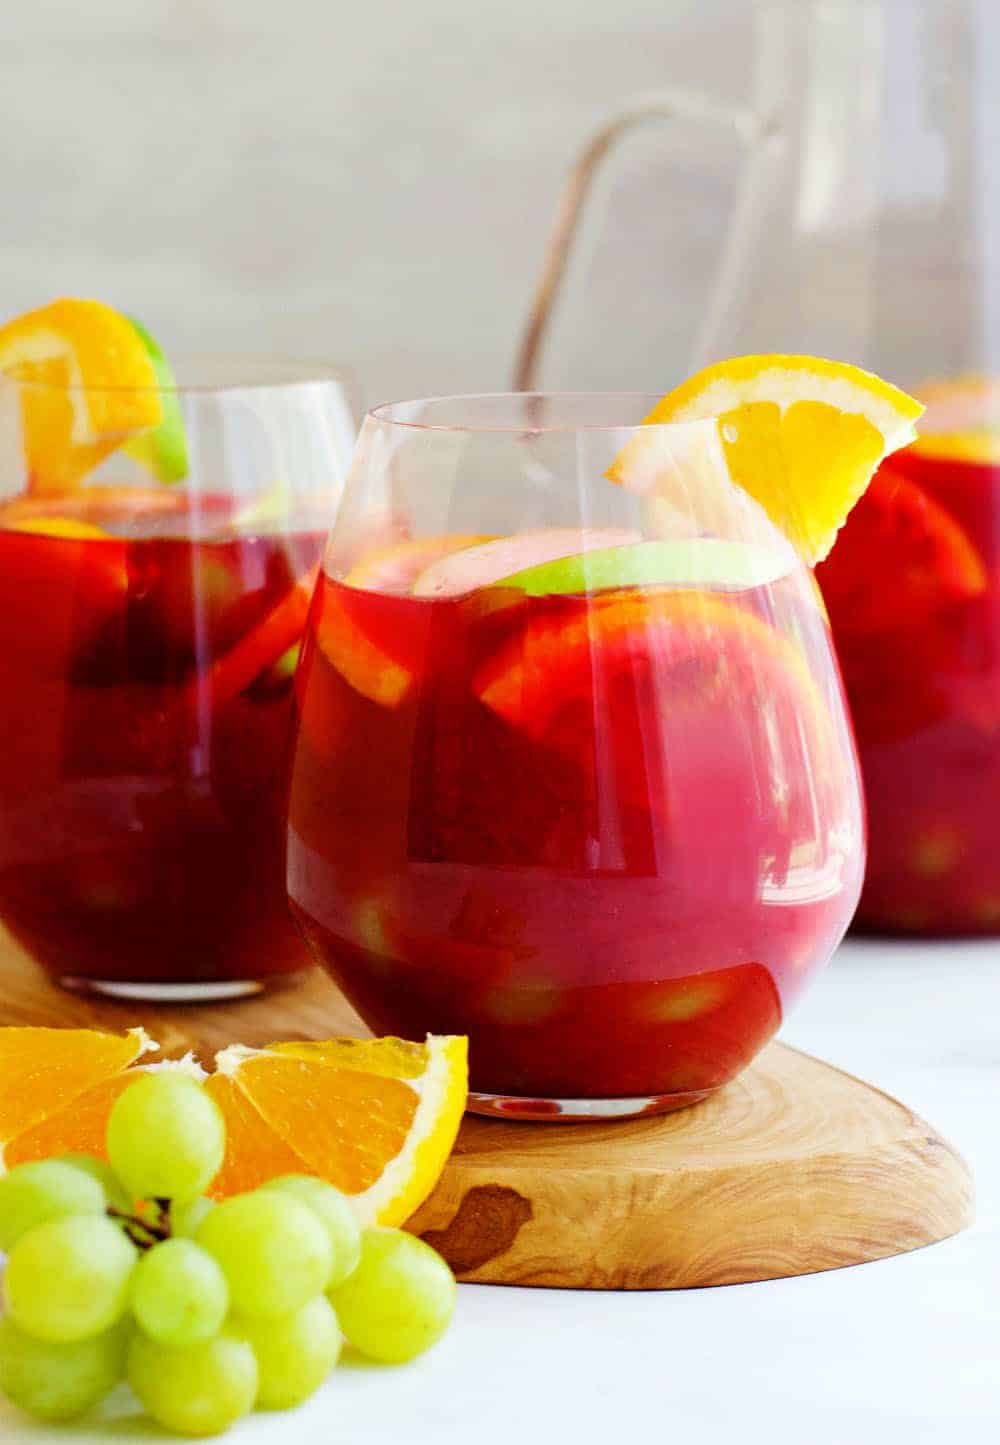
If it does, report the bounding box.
[107,1199,172,1251]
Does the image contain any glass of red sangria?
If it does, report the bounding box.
[286,393,865,1119]
[0,335,354,999]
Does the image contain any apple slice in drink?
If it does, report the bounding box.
[316,534,502,705]
[411,528,641,598]
[345,535,496,593]
[492,537,793,597]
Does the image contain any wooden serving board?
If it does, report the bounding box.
[0,932,974,1290]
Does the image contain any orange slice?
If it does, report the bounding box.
[609,355,923,563]
[214,1035,467,1225]
[475,588,826,743]
[0,298,163,493]
[0,1027,467,1229]
[0,1026,154,1159]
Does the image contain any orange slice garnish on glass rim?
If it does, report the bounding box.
[609,355,924,564]
[0,1026,467,1228]
[0,298,164,494]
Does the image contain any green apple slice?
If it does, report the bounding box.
[122,317,188,483]
[494,537,794,595]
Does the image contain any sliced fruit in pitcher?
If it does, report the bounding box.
[610,355,923,563]
[411,527,641,598]
[906,376,1000,464]
[816,468,987,632]
[0,299,164,492]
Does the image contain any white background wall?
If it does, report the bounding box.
[0,0,752,410]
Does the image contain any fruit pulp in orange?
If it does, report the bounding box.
[0,493,324,986]
[286,564,862,1103]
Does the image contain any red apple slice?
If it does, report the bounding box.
[411,527,641,598]
[344,534,495,593]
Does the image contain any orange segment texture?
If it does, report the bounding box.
[230,1054,419,1196]
[718,398,885,564]
[4,1072,138,1169]
[203,1074,311,1198]
[0,1026,149,1145]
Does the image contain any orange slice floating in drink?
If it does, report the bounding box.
[475,589,823,739]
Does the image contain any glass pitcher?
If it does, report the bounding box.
[517,0,1000,935]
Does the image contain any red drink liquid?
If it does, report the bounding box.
[287,561,862,1110]
[0,493,324,993]
[818,443,1000,933]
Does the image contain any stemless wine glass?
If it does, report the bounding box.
[0,359,355,1000]
[286,394,864,1119]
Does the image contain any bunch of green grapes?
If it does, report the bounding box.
[0,1071,456,1436]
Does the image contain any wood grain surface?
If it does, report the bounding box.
[0,929,975,1290]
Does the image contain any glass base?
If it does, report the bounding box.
[466,1085,714,1122]
[57,972,307,1004]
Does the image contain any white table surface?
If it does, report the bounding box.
[3,936,998,1445]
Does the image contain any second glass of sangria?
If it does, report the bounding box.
[286,392,866,1118]
[0,300,354,998]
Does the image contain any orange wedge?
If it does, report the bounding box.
[610,355,924,563]
[0,1026,154,1161]
[211,1035,467,1225]
[0,1027,467,1228]
[0,298,163,493]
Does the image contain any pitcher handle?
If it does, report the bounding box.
[512,88,782,391]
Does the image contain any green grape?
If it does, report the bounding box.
[263,1175,362,1289]
[130,1238,229,1348]
[330,1228,456,1363]
[106,1072,225,1204]
[171,1194,215,1238]
[127,1325,257,1437]
[240,1293,341,1409]
[0,1315,129,1422]
[0,1160,106,1251]
[196,1190,332,1319]
[3,1214,137,1343]
[52,1153,132,1213]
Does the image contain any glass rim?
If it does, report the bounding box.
[0,354,355,398]
[367,391,694,434]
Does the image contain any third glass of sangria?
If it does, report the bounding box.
[287,391,867,1118]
